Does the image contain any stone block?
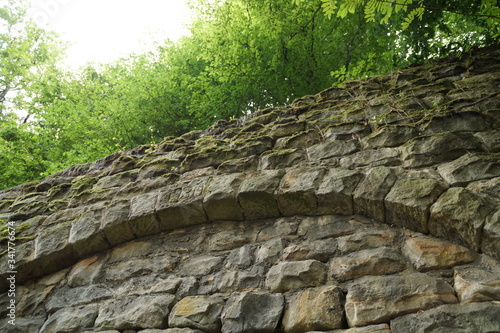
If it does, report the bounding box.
[260,149,307,170]
[221,291,284,333]
[340,148,401,168]
[104,255,179,282]
[265,260,327,292]
[361,125,419,149]
[128,192,161,237]
[316,168,364,215]
[402,236,477,271]
[298,216,364,240]
[277,167,325,216]
[69,207,110,258]
[39,305,98,333]
[330,247,405,281]
[454,266,500,303]
[282,286,344,333]
[169,296,225,333]
[390,302,500,333]
[95,295,175,330]
[429,187,495,251]
[100,200,135,246]
[385,178,448,233]
[0,316,46,333]
[336,228,398,254]
[345,273,457,327]
[475,129,500,153]
[307,140,359,161]
[401,132,481,168]
[156,177,209,230]
[238,170,283,220]
[482,209,500,260]
[34,222,78,275]
[45,285,113,313]
[177,255,224,277]
[203,173,245,221]
[67,256,103,287]
[255,238,286,265]
[306,324,391,332]
[437,153,500,186]
[353,166,399,222]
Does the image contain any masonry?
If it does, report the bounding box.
[1,45,499,333]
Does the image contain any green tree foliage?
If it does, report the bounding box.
[0,0,498,190]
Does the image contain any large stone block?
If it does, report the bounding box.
[390,302,500,333]
[221,291,284,333]
[429,187,495,251]
[39,305,98,333]
[169,296,225,333]
[340,148,401,169]
[336,227,398,254]
[156,177,209,230]
[345,273,457,327]
[316,168,364,215]
[402,236,477,272]
[454,265,500,303]
[482,209,500,259]
[45,285,113,313]
[353,166,399,221]
[100,200,135,246]
[265,259,327,292]
[282,286,344,333]
[128,192,161,237]
[330,247,405,281]
[361,125,419,149]
[203,173,245,221]
[437,153,500,186]
[385,178,448,233]
[238,170,283,220]
[95,295,175,330]
[277,167,325,216]
[307,140,359,161]
[69,206,110,258]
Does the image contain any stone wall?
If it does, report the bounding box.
[1,45,500,332]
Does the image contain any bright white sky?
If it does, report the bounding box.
[26,0,192,68]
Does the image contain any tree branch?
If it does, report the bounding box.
[376,0,500,20]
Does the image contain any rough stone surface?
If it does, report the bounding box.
[345,273,458,327]
[221,292,284,333]
[482,209,500,260]
[454,265,500,303]
[203,173,245,221]
[437,153,500,186]
[390,302,500,333]
[238,170,283,220]
[277,167,324,216]
[316,169,364,215]
[168,296,224,333]
[282,286,345,333]
[39,305,98,333]
[265,259,327,292]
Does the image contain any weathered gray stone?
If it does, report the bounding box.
[260,148,307,170]
[298,215,364,240]
[128,192,161,237]
[402,236,477,271]
[307,324,391,333]
[156,177,209,230]
[69,207,110,258]
[280,238,337,262]
[282,286,344,333]
[437,153,500,186]
[340,148,401,168]
[95,295,175,330]
[0,316,46,333]
[385,178,448,233]
[100,200,135,246]
[225,244,255,269]
[336,227,398,254]
[255,238,286,265]
[361,125,419,149]
[423,112,492,134]
[345,273,458,327]
[104,255,179,281]
[353,166,399,221]
[39,305,98,333]
[34,221,78,274]
[203,173,245,221]
[454,265,500,303]
[67,255,103,287]
[139,329,204,333]
[169,296,225,333]
[390,302,500,333]
[265,259,327,292]
[482,209,500,260]
[330,247,405,281]
[256,217,300,241]
[206,222,254,251]
[475,129,500,153]
[177,255,224,277]
[307,140,359,161]
[238,170,283,220]
[466,177,500,202]
[45,285,113,313]
[277,167,325,216]
[275,130,321,149]
[316,168,364,215]
[221,291,284,333]
[429,187,495,251]
[401,132,482,168]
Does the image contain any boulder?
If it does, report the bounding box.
[345,273,457,327]
[221,291,284,333]
[282,286,344,333]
